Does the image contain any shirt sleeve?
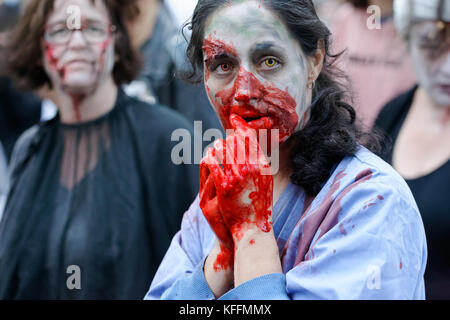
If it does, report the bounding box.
[219,273,290,300]
[284,181,427,300]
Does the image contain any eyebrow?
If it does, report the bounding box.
[253,42,277,52]
[250,41,286,61]
[212,52,234,60]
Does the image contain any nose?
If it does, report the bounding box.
[67,30,89,49]
[233,67,263,103]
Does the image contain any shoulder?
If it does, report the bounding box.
[285,149,426,298]
[335,146,418,209]
[321,147,425,244]
[9,125,40,172]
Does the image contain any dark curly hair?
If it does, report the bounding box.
[7,0,142,90]
[183,0,381,196]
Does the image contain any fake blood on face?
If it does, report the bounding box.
[203,35,299,144]
[45,43,66,80]
[202,35,238,82]
[212,67,298,145]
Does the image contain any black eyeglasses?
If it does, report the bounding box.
[44,21,116,45]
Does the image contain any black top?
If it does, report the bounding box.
[0,89,199,299]
[375,86,450,299]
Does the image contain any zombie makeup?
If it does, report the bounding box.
[410,20,450,107]
[199,0,315,271]
[43,0,116,120]
[202,0,311,145]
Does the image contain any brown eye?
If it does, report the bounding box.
[220,63,231,72]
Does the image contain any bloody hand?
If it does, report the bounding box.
[199,114,274,271]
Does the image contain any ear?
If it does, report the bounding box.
[307,39,325,86]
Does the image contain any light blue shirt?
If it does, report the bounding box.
[145,147,427,300]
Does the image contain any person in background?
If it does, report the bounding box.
[375,0,450,300]
[0,0,197,299]
[124,0,222,133]
[329,0,416,128]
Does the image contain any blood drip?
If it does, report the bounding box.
[70,94,85,122]
[44,43,66,80]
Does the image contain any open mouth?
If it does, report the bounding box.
[243,115,265,122]
[243,116,273,129]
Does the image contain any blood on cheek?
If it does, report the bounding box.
[202,38,299,143]
[213,67,299,143]
[44,43,66,80]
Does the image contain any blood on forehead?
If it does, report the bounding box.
[202,34,238,62]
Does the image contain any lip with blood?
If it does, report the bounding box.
[200,115,273,272]
[44,35,113,121]
[202,36,299,147]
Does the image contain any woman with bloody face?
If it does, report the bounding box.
[0,0,198,299]
[375,0,450,299]
[146,0,427,300]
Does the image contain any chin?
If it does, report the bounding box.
[61,79,97,95]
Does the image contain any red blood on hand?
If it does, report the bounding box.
[199,148,234,271]
[199,114,274,272]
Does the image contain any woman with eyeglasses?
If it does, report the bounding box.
[0,0,198,299]
[375,0,450,299]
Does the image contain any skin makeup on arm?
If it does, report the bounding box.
[198,0,324,298]
[42,0,118,124]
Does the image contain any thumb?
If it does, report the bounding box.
[229,113,252,132]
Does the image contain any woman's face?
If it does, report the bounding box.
[410,20,450,107]
[202,0,313,144]
[42,0,116,95]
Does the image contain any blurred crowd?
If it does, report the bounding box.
[0,0,448,299]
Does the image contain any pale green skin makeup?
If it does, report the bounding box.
[203,0,313,133]
[43,0,116,96]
